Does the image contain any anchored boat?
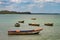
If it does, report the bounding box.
[31,18,36,20]
[15,23,20,27]
[8,27,43,35]
[18,20,24,23]
[29,23,40,26]
[44,23,53,26]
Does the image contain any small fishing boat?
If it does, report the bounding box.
[31,18,36,20]
[8,27,43,35]
[29,23,40,26]
[44,23,53,26]
[15,23,20,27]
[18,20,24,23]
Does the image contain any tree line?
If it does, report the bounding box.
[0,10,31,14]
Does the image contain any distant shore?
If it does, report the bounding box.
[0,10,31,14]
[0,10,60,15]
[31,12,60,15]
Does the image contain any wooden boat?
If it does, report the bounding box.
[44,23,53,26]
[15,23,20,27]
[8,27,43,35]
[18,20,24,23]
[31,18,36,20]
[29,23,40,26]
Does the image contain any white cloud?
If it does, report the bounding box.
[27,4,35,8]
[33,0,60,8]
[34,0,60,3]
[33,0,60,2]
[10,0,32,3]
[10,0,21,3]
[5,6,13,10]
[34,0,44,3]
[26,4,35,11]
[45,0,54,2]
[0,2,3,4]
[39,4,44,8]
[21,0,29,3]
[55,0,60,3]
[5,4,18,11]
[10,0,60,4]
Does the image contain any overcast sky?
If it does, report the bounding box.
[0,0,60,13]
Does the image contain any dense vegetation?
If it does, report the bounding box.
[0,10,31,14]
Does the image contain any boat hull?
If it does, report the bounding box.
[31,18,36,20]
[29,23,40,26]
[18,21,24,23]
[44,23,53,26]
[8,27,43,35]
[8,31,39,35]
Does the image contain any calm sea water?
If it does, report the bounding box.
[0,14,60,40]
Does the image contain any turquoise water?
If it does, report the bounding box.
[0,14,60,40]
